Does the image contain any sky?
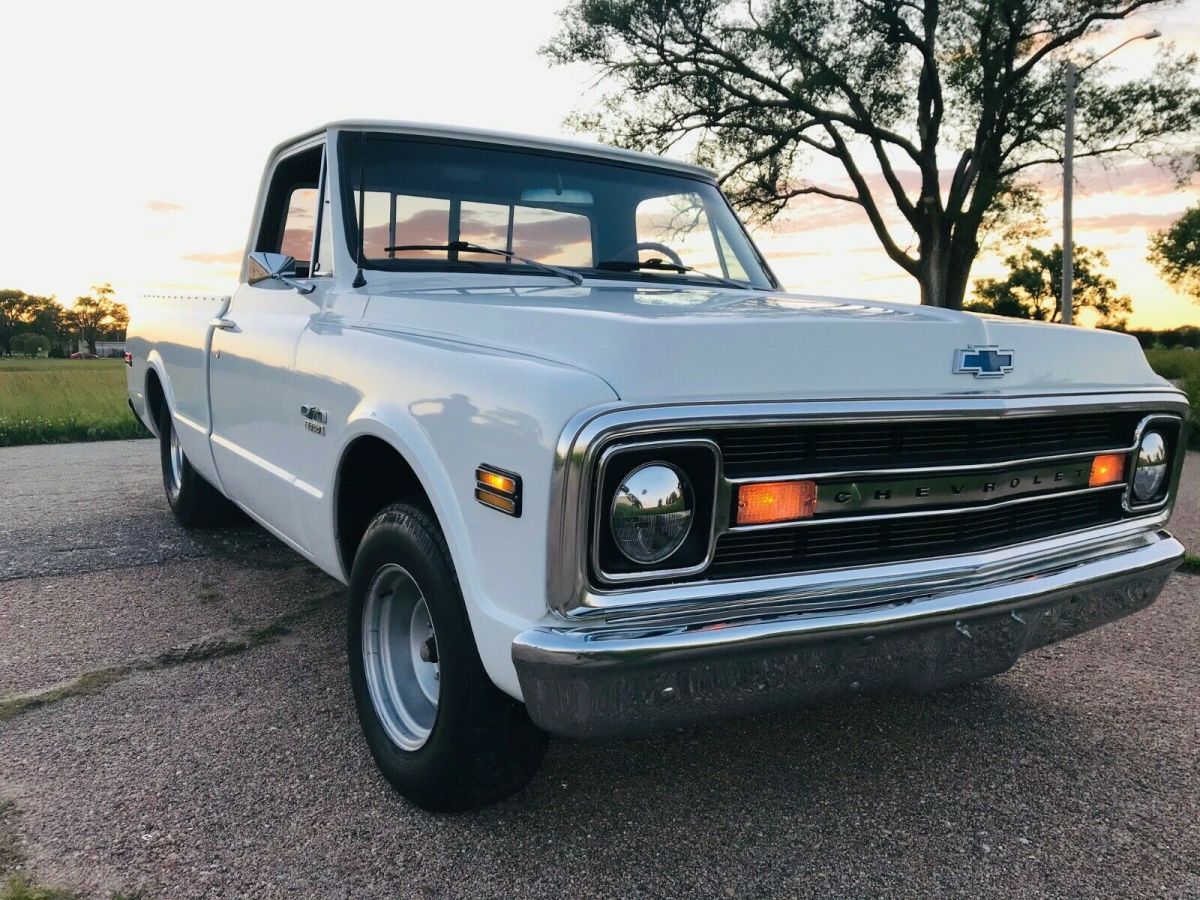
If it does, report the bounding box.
[3,0,1198,329]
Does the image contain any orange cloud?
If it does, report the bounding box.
[147,200,184,212]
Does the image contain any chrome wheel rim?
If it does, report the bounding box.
[167,420,184,498]
[362,564,440,751]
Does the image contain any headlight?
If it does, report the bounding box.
[593,440,719,584]
[610,462,694,564]
[1132,431,1168,502]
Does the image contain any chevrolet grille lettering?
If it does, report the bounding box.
[814,459,1117,516]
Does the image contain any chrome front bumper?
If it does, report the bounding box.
[513,532,1184,738]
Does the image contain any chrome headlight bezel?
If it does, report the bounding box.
[1123,414,1182,512]
[590,438,720,585]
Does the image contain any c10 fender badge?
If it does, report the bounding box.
[301,405,327,435]
[953,345,1015,378]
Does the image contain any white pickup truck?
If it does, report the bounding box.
[127,120,1189,811]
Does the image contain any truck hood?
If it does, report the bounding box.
[357,276,1166,402]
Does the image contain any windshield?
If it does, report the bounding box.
[337,132,776,290]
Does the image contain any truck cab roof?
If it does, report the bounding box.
[271,119,717,181]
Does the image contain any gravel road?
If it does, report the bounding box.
[1,440,1197,899]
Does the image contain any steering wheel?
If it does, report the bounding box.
[622,241,685,268]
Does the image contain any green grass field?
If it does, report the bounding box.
[0,358,148,447]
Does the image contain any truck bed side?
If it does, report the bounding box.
[125,293,231,489]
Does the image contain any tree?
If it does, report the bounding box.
[11,332,50,357]
[1148,203,1200,303]
[966,243,1131,327]
[23,295,72,357]
[69,283,129,355]
[546,0,1200,309]
[0,289,34,357]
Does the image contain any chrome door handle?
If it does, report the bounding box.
[211,317,238,331]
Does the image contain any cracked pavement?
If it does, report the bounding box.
[0,440,1197,899]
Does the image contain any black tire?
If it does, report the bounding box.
[157,406,235,527]
[347,502,548,812]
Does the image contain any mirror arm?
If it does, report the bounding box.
[275,273,316,294]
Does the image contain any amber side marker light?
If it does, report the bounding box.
[1089,453,1126,488]
[475,465,522,517]
[736,480,817,526]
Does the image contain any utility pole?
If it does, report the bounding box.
[1063,61,1076,325]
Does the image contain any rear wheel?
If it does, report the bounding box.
[157,407,234,527]
[348,502,547,811]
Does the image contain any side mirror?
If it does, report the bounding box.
[247,251,315,294]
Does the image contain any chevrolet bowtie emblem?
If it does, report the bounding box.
[953,345,1015,378]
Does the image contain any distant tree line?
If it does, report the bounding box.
[0,283,129,357]
[1120,325,1200,351]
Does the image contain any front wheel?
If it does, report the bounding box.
[347,503,547,812]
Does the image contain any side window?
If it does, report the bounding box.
[254,143,323,278]
[280,189,317,264]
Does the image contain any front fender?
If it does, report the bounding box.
[330,409,470,581]
[301,326,618,699]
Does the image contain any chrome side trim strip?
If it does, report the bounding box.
[546,390,1189,618]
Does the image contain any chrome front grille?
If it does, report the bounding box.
[701,412,1149,583]
[589,410,1164,587]
[708,491,1120,580]
[550,393,1188,616]
[715,412,1141,478]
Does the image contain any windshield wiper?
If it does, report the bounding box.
[594,258,753,291]
[384,240,584,286]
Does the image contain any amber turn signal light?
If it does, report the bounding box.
[1089,453,1126,488]
[477,469,517,495]
[475,465,522,517]
[736,480,817,526]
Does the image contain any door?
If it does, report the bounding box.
[208,141,332,551]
